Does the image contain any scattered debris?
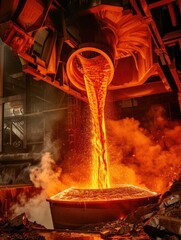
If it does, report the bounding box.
[79,180,181,239]
[124,202,159,224]
[160,194,180,208]
[159,216,181,235]
[0,213,46,240]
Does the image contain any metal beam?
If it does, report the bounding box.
[0,153,41,162]
[178,92,181,111]
[148,0,175,9]
[167,2,177,27]
[23,65,88,102]
[107,82,170,101]
[0,41,5,152]
[130,0,181,93]
[0,94,25,104]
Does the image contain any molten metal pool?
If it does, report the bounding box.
[47,185,159,229]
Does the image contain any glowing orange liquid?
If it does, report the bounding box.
[78,53,111,189]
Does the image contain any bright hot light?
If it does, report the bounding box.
[78,51,113,189]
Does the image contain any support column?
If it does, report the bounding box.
[0,40,5,152]
[177,92,181,113]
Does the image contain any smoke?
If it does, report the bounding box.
[10,148,92,228]
[11,191,53,229]
[10,152,63,229]
[30,152,63,196]
[106,105,181,193]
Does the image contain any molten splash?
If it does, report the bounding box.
[77,53,112,189]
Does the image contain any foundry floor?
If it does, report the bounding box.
[39,231,151,240]
[0,231,151,240]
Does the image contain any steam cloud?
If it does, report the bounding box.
[11,191,53,229]
[30,152,62,196]
[11,152,63,229]
[107,105,181,193]
[11,149,92,228]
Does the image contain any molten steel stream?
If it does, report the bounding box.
[78,52,112,189]
[47,50,160,230]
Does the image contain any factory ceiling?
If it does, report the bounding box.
[0,0,181,103]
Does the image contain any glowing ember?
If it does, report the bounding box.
[77,52,112,189]
[51,184,158,202]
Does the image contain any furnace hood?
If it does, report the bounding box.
[0,0,180,102]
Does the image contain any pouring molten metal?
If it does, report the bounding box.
[47,46,159,229]
[77,49,112,188]
[67,45,114,189]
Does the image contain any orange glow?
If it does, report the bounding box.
[106,113,181,194]
[78,52,112,189]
